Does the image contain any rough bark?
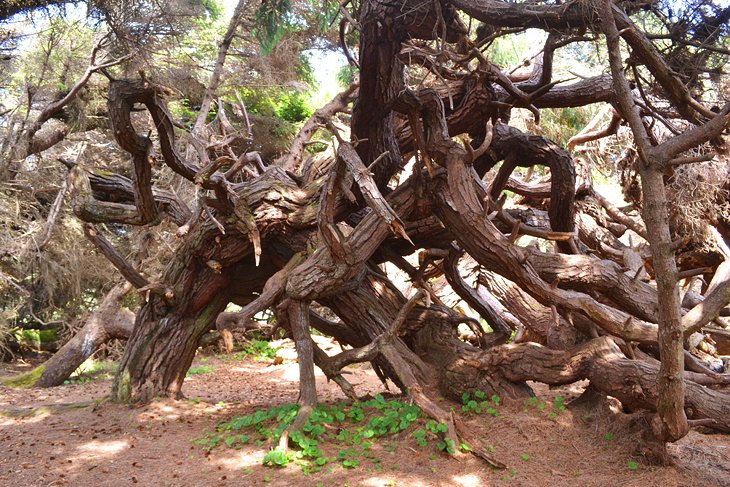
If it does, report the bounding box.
[350,0,405,189]
[110,232,286,403]
[485,123,576,252]
[47,0,730,454]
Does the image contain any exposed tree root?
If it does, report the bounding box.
[431,330,730,433]
[0,400,103,418]
[304,289,505,467]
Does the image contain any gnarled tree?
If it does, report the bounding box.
[4,0,730,465]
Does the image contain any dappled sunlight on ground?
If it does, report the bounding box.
[74,439,129,456]
[451,473,482,487]
[1,342,728,486]
[361,476,430,487]
[0,410,51,426]
[212,449,265,470]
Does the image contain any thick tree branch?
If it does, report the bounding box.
[277,83,358,173]
[190,0,247,138]
[83,224,150,290]
[656,103,730,161]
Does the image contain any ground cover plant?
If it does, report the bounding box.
[195,392,509,473]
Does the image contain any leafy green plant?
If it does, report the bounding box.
[225,339,280,362]
[524,395,567,418]
[263,445,294,467]
[523,396,538,413]
[425,420,448,435]
[195,394,468,473]
[237,87,314,123]
[254,0,294,54]
[412,428,428,447]
[461,390,500,416]
[13,328,58,350]
[275,91,313,122]
[169,100,198,127]
[186,365,214,376]
[436,436,456,455]
[627,460,638,470]
[547,395,567,418]
[458,442,472,453]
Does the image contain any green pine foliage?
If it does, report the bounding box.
[254,0,293,54]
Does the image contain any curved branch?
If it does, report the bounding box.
[276,83,358,174]
[449,0,600,30]
[444,248,511,337]
[486,123,576,252]
[490,337,730,432]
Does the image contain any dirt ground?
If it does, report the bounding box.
[1,336,729,487]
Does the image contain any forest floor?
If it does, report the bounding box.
[1,336,729,487]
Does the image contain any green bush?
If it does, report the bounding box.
[275,91,313,122]
[236,339,279,361]
[238,88,314,123]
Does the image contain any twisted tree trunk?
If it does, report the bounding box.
[52,0,730,455]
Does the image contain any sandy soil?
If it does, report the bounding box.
[1,337,729,487]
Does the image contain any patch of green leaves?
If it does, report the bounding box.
[524,395,567,418]
[412,428,428,447]
[436,437,456,455]
[235,339,280,361]
[237,86,314,123]
[186,365,214,376]
[461,390,500,417]
[263,445,295,467]
[425,420,448,434]
[195,394,467,473]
